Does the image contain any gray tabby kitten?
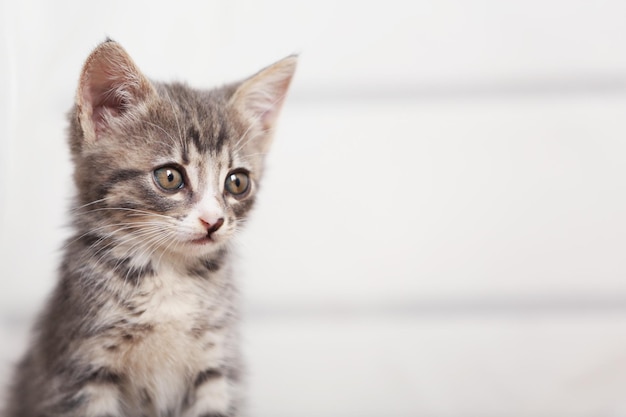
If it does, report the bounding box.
[4,40,296,417]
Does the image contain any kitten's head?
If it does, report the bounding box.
[69,40,296,262]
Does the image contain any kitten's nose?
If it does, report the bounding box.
[200,217,224,237]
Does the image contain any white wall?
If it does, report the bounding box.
[2,1,626,416]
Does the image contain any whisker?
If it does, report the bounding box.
[144,121,177,144]
[70,197,116,212]
[77,207,178,222]
[77,224,170,266]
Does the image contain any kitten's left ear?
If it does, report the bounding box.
[76,40,157,143]
[229,55,298,153]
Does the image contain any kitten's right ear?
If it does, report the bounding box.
[76,40,157,143]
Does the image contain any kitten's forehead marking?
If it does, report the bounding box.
[183,142,230,202]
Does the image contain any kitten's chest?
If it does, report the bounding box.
[100,268,230,412]
[138,271,207,324]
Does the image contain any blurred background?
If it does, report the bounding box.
[2,0,626,415]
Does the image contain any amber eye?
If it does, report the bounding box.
[154,167,184,191]
[225,171,250,197]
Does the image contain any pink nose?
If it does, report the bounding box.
[200,218,224,237]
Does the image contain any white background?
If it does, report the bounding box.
[2,1,626,416]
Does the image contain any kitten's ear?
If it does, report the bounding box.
[230,55,297,153]
[76,40,157,143]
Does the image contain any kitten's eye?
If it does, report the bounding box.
[154,167,184,191]
[225,171,250,197]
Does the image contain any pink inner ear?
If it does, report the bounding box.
[89,86,127,133]
[84,68,132,134]
[233,55,297,137]
[77,42,155,141]
[245,90,282,132]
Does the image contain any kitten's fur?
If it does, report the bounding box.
[3,40,296,417]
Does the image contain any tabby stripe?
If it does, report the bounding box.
[201,257,221,272]
[214,121,228,152]
[136,183,181,213]
[187,253,224,278]
[55,393,87,413]
[107,169,144,185]
[195,369,222,388]
[85,367,123,385]
[188,125,205,153]
[232,196,255,218]
[97,169,144,199]
[107,257,155,284]
[181,140,190,164]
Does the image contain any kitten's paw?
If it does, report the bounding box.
[182,368,233,417]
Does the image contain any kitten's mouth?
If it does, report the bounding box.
[191,236,214,245]
[190,232,222,245]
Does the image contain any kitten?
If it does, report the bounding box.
[3,40,296,417]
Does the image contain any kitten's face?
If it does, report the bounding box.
[76,86,257,259]
[69,41,296,262]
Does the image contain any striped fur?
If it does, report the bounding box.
[3,40,296,417]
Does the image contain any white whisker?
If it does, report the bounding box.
[70,197,116,212]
